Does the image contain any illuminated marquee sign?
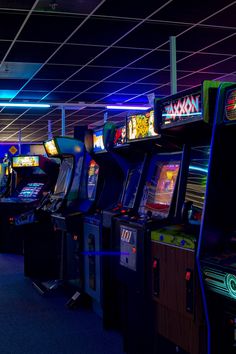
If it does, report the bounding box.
[225,89,236,121]
[127,110,158,141]
[114,124,126,146]
[12,155,39,168]
[93,128,105,152]
[161,92,202,126]
[44,139,59,156]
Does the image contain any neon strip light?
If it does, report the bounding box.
[189,165,208,173]
[106,105,151,110]
[0,103,50,108]
[163,112,202,117]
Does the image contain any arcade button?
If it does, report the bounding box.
[185,271,192,281]
[153,259,158,269]
[180,239,186,247]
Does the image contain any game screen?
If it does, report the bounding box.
[127,110,157,140]
[54,157,73,196]
[18,182,44,198]
[160,91,202,127]
[139,161,180,217]
[87,160,99,201]
[93,128,105,152]
[185,146,209,224]
[224,89,236,121]
[114,124,126,146]
[44,139,59,156]
[12,156,39,168]
[122,162,144,209]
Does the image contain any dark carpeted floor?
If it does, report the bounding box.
[0,254,124,354]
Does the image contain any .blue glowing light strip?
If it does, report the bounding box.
[189,165,208,173]
[0,103,50,108]
[106,105,151,110]
[162,112,202,117]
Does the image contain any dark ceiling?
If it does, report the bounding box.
[0,0,235,142]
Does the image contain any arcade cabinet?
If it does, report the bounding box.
[100,112,160,326]
[0,154,58,253]
[104,109,182,354]
[49,132,102,299]
[199,82,236,354]
[83,125,125,316]
[0,154,11,197]
[151,80,221,354]
[21,136,85,282]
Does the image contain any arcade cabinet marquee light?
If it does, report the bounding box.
[161,92,202,126]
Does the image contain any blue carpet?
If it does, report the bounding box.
[0,254,124,354]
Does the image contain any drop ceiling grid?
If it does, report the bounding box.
[0,0,235,141]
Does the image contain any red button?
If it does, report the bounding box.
[186,271,191,281]
[153,260,158,269]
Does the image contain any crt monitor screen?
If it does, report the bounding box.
[18,182,44,198]
[139,161,180,218]
[185,146,209,224]
[87,160,99,201]
[122,162,144,209]
[54,157,73,196]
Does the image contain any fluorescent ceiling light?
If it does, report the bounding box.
[0,103,50,108]
[106,105,151,110]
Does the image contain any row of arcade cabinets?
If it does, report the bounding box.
[0,155,58,253]
[199,83,236,354]
[78,109,182,354]
[52,83,223,354]
[101,80,221,354]
[11,81,236,354]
